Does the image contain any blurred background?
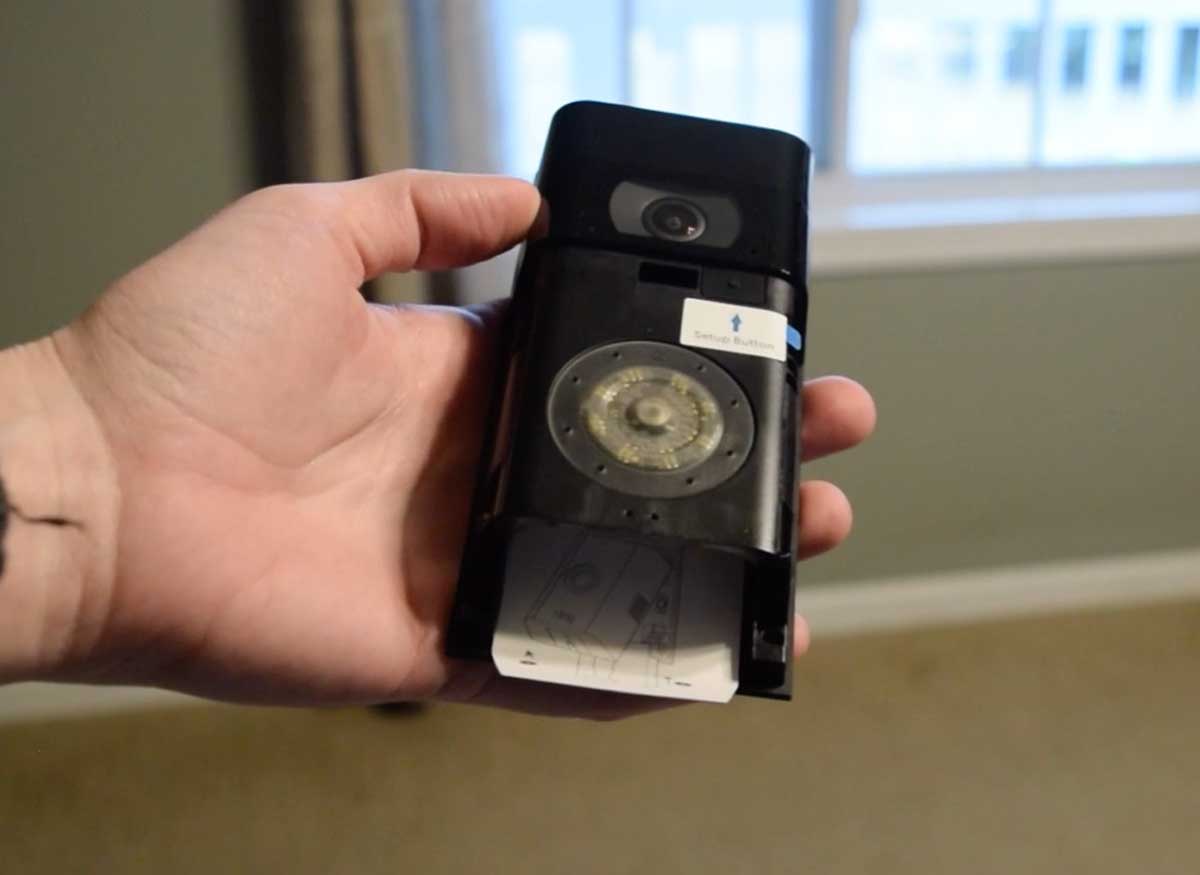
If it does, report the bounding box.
[2,1,1199,873]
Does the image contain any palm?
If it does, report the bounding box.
[54,172,874,717]
[61,185,492,705]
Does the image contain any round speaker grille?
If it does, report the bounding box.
[582,364,722,471]
[547,341,754,499]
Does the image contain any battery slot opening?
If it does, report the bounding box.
[638,261,700,290]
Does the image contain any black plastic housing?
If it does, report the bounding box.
[446,102,811,699]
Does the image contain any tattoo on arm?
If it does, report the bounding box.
[0,473,84,580]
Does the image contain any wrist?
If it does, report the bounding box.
[0,332,119,683]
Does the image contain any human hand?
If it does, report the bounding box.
[0,171,874,717]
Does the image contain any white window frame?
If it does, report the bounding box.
[809,0,1200,277]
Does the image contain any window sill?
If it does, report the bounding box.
[809,177,1200,278]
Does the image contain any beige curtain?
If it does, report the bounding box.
[283,0,424,304]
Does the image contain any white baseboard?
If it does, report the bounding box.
[0,683,194,726]
[3,547,1199,725]
[799,547,1200,638]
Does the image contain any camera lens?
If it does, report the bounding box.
[643,198,706,242]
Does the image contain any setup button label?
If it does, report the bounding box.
[679,297,789,362]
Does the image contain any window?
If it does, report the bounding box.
[490,1,1200,175]
[491,0,811,181]
[848,1,1038,172]
[1003,25,1038,85]
[942,23,977,82]
[1118,24,1147,91]
[1179,25,1200,97]
[1062,25,1091,91]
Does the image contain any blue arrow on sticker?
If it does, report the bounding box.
[731,313,742,333]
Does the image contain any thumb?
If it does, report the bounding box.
[241,169,543,285]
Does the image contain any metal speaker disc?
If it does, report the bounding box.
[547,341,754,499]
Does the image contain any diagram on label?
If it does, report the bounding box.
[523,532,681,680]
[491,522,742,703]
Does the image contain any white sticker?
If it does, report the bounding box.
[492,524,742,704]
[679,298,788,362]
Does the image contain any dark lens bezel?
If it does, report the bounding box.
[642,197,707,242]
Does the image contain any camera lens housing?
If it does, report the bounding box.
[609,181,740,248]
[643,197,707,242]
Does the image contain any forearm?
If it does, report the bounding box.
[0,334,118,683]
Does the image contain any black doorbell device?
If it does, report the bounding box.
[446,101,811,700]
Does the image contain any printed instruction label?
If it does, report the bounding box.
[492,523,742,704]
[679,298,789,362]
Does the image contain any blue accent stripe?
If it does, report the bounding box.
[787,326,803,351]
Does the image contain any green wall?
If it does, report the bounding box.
[803,256,1200,583]
[0,0,254,346]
